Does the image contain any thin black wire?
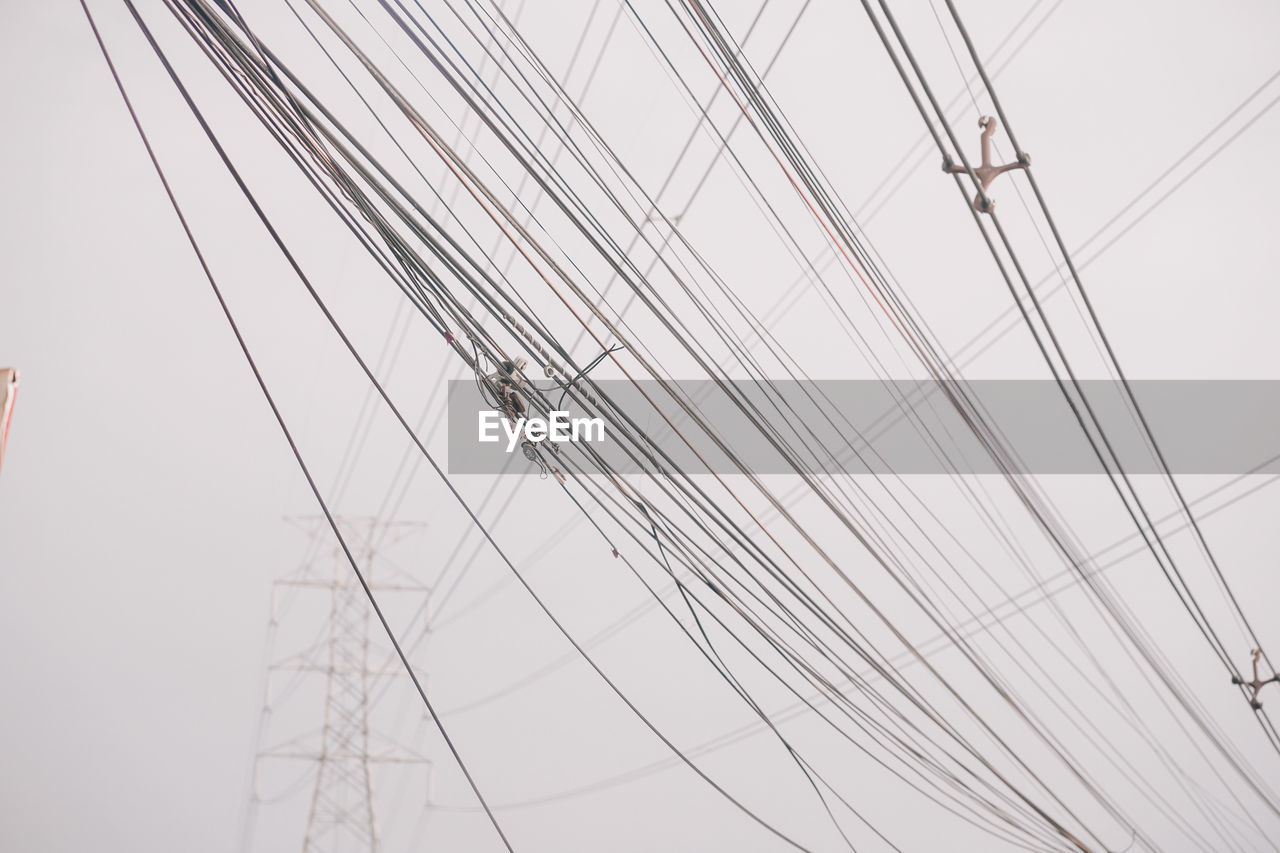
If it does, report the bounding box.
[366,6,1203,840]
[874,0,1271,723]
[124,1,1264,845]
[457,460,1280,818]
[147,6,1029,845]
[855,0,1280,805]
[942,0,1276,684]
[650,4,1152,845]
[122,4,821,846]
[655,3,1280,845]
[557,343,624,410]
[77,3,516,849]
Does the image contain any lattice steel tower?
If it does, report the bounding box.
[241,517,431,853]
[301,537,380,853]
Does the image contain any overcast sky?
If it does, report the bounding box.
[4,1,1280,851]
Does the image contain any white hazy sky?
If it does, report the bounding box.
[3,1,1280,851]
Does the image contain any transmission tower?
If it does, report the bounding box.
[241,517,433,853]
[301,528,381,853]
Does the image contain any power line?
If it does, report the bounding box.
[77,3,515,847]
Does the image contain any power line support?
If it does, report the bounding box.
[241,517,431,853]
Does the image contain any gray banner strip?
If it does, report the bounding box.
[447,380,1280,475]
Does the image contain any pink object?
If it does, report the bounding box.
[0,368,18,477]
[944,116,1030,213]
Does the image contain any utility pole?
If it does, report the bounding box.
[241,517,431,853]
